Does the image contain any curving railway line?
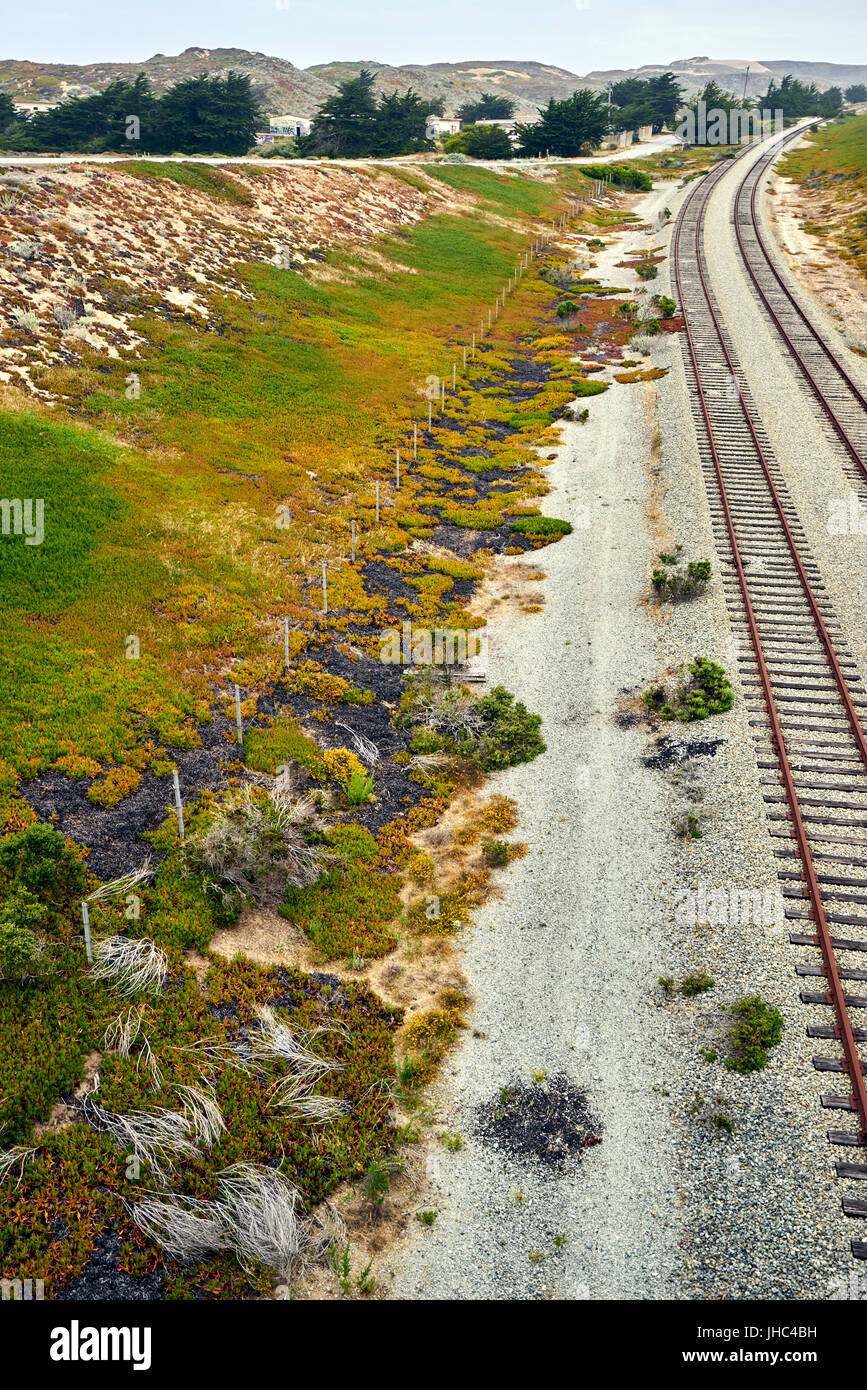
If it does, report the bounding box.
[734,137,867,491]
[672,129,867,1259]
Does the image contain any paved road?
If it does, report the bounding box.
[0,133,679,169]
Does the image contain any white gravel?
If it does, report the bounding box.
[384,160,862,1301]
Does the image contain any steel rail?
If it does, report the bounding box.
[733,125,867,480]
[672,143,867,1141]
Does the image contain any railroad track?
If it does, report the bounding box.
[672,133,867,1259]
[734,134,867,491]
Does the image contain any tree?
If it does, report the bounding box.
[610,73,683,133]
[514,89,610,157]
[297,68,379,157]
[297,72,437,158]
[444,123,512,159]
[152,72,262,155]
[0,72,261,154]
[845,83,867,103]
[456,92,515,124]
[369,89,432,157]
[762,75,842,122]
[0,91,16,133]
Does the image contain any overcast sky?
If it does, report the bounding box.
[5,0,865,73]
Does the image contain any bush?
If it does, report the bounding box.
[482,839,511,867]
[556,300,578,318]
[652,549,711,601]
[0,887,48,981]
[725,996,783,1073]
[652,294,676,319]
[474,686,546,771]
[580,162,653,191]
[0,822,87,906]
[681,972,714,997]
[643,657,734,723]
[444,123,512,160]
[635,261,658,281]
[185,786,324,909]
[401,678,545,775]
[322,747,366,786]
[344,771,375,805]
[509,515,573,539]
[257,139,296,158]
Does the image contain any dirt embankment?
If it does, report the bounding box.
[0,162,460,398]
[767,168,867,349]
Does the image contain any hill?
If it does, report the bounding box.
[1,48,866,118]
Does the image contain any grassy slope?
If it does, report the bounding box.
[0,159,608,1298]
[778,114,867,280]
[0,164,588,797]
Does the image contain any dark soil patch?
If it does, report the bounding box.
[56,1229,164,1301]
[475,1074,602,1169]
[21,720,233,880]
[644,735,725,770]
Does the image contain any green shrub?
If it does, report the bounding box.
[509,515,573,539]
[681,972,714,997]
[644,657,733,723]
[444,124,512,159]
[0,822,87,906]
[410,727,446,755]
[580,163,652,191]
[0,887,48,980]
[652,294,677,319]
[344,770,375,805]
[556,300,578,318]
[474,686,545,771]
[635,261,658,281]
[725,996,784,1073]
[652,550,711,601]
[482,839,511,867]
[673,812,702,840]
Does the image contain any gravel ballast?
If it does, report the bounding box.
[384,162,864,1301]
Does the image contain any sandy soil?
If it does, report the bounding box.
[767,167,867,348]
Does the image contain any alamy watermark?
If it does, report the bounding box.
[379,620,487,669]
[827,491,867,535]
[2,1277,44,1300]
[1,498,43,546]
[674,881,785,928]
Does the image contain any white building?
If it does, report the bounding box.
[269,114,313,139]
[426,116,461,141]
[472,118,520,133]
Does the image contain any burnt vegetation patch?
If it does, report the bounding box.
[475,1074,602,1169]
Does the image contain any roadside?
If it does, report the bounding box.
[386,234,682,1298]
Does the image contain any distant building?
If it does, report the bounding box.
[13,101,58,116]
[269,114,313,139]
[601,130,634,150]
[472,118,520,133]
[426,116,461,141]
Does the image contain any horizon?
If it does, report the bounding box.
[3,49,867,76]
[2,0,864,74]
